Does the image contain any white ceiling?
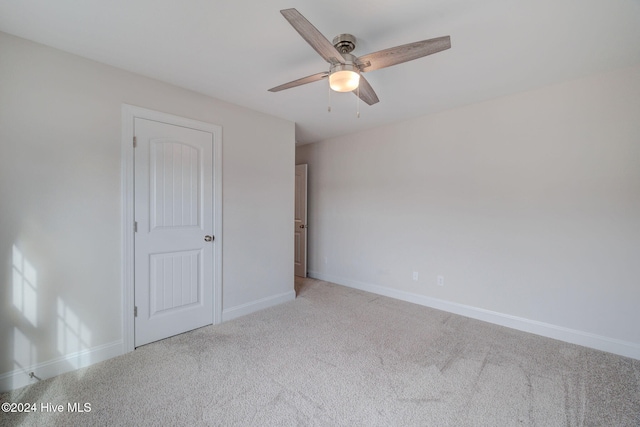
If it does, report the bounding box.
[1,0,639,144]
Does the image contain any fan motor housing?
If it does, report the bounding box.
[329,53,358,74]
[332,34,356,54]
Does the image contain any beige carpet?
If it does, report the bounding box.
[1,278,639,426]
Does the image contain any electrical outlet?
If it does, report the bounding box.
[437,275,444,286]
[412,271,419,281]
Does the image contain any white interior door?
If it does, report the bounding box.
[294,164,308,277]
[134,117,215,347]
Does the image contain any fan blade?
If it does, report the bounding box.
[280,9,345,64]
[268,72,329,92]
[357,36,451,73]
[353,75,379,105]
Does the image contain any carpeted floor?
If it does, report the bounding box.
[1,278,639,426]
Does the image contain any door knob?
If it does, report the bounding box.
[204,235,214,242]
[299,225,305,229]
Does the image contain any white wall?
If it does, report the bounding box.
[0,31,295,390]
[297,64,640,358]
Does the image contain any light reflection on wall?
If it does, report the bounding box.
[12,245,37,327]
[11,245,38,387]
[8,245,95,387]
[13,328,36,384]
[57,297,92,369]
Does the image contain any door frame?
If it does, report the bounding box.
[294,164,308,277]
[121,104,222,352]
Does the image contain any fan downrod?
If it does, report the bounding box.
[332,34,356,54]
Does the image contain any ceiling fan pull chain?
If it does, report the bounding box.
[328,80,332,112]
[356,85,360,118]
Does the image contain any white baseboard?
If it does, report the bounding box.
[309,271,640,360]
[0,340,123,393]
[222,290,296,322]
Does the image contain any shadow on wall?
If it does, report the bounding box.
[9,244,92,390]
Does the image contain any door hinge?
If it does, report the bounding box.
[133,136,137,148]
[134,221,138,232]
[134,306,138,317]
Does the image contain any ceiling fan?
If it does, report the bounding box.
[268,8,451,106]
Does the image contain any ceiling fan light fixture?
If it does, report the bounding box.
[329,63,360,92]
[329,70,360,92]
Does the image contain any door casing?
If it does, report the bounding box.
[121,104,222,353]
[294,164,308,277]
